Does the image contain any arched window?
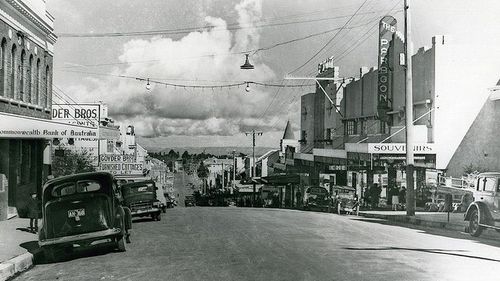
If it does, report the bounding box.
[45,65,50,108]
[27,54,33,103]
[35,59,40,105]
[0,39,6,96]
[10,44,16,99]
[20,50,26,101]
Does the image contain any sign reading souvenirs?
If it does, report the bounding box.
[368,143,434,154]
[377,16,397,122]
[52,104,100,128]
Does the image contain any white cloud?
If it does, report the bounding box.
[66,0,295,139]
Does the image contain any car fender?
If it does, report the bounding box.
[464,202,493,225]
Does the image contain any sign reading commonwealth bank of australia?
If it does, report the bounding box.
[377,16,397,122]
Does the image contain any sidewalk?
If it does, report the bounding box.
[0,218,41,281]
[358,210,469,232]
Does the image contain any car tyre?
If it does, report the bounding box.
[468,208,484,237]
[116,235,126,252]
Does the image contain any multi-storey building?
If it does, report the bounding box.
[294,33,500,206]
[0,0,56,219]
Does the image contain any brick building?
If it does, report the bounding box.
[0,0,56,220]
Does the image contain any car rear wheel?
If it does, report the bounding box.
[468,208,484,237]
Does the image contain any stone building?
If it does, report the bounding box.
[0,0,56,219]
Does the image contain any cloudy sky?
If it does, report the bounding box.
[47,0,500,148]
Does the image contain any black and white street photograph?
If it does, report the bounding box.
[1,0,500,280]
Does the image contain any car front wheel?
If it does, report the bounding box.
[468,208,484,237]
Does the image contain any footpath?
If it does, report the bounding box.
[0,218,41,281]
[358,210,468,232]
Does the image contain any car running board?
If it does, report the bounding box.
[479,223,500,230]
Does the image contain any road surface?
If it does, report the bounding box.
[15,206,500,281]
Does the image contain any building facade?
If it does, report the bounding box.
[294,31,500,207]
[0,0,56,219]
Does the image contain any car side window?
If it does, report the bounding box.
[483,177,496,192]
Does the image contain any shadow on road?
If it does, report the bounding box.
[351,217,500,249]
[20,240,124,265]
[344,246,500,263]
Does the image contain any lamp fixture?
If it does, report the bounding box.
[245,82,250,92]
[146,78,151,90]
[240,54,254,70]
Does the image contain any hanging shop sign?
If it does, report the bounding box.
[98,162,144,175]
[377,15,397,122]
[52,104,100,128]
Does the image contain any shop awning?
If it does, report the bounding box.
[0,112,98,139]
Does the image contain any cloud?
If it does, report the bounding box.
[66,0,297,138]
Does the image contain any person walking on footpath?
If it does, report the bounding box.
[27,192,41,233]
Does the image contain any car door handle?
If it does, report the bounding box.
[480,197,484,200]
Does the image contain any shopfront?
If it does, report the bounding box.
[0,112,98,219]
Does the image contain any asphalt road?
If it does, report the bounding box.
[14,204,500,281]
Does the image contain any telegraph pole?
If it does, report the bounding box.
[245,130,262,206]
[404,0,415,216]
[232,150,236,194]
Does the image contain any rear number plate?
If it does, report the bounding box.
[68,209,85,221]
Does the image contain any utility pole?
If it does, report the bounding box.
[232,150,236,194]
[404,0,415,216]
[245,129,262,206]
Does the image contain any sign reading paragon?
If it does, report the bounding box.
[368,143,434,154]
[377,15,397,122]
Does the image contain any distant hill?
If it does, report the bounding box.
[145,146,277,157]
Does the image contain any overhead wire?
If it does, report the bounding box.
[287,0,370,75]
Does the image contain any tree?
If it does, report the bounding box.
[52,148,95,178]
[197,162,209,193]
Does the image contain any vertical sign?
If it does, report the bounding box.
[377,16,397,122]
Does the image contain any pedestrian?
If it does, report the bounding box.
[27,192,41,233]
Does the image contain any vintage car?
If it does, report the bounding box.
[121,180,162,221]
[464,172,500,237]
[117,176,167,213]
[38,172,132,261]
[331,185,358,215]
[303,187,332,212]
[184,195,196,207]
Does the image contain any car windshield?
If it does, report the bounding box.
[123,183,155,196]
[51,180,102,197]
[309,188,327,194]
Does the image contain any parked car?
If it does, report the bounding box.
[185,195,196,207]
[117,176,167,213]
[331,185,358,214]
[121,180,162,221]
[464,172,500,237]
[303,187,331,212]
[38,172,132,261]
